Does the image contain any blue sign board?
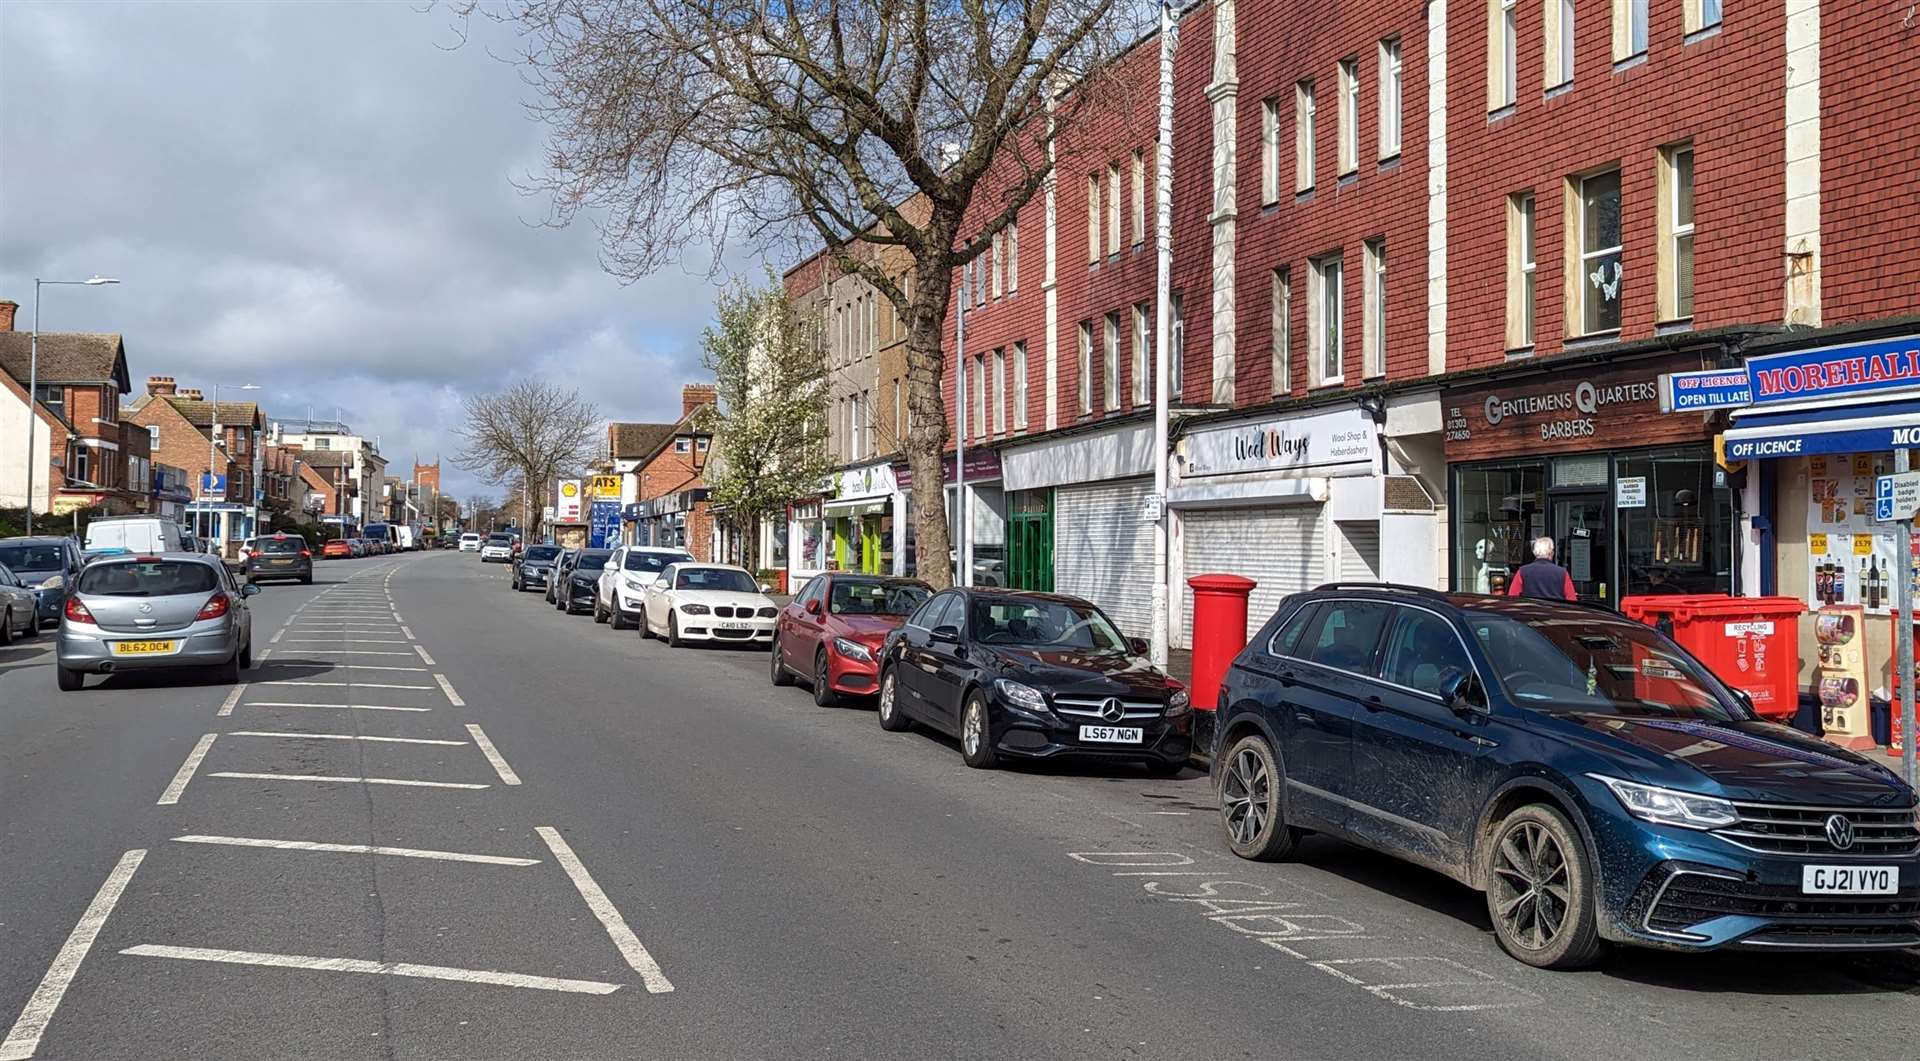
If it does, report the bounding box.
[1744,334,1920,406]
[1659,369,1753,412]
[200,472,227,493]
[1878,475,1896,522]
[589,499,621,549]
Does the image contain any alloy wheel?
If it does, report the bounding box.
[878,674,895,720]
[962,703,983,757]
[1490,820,1570,952]
[1220,748,1269,846]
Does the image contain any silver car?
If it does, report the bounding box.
[55,552,258,691]
[0,563,40,644]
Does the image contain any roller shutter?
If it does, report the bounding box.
[1055,477,1155,636]
[1336,521,1381,582]
[1178,505,1326,646]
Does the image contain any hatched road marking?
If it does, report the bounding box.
[170,835,538,867]
[537,827,674,994]
[0,850,146,1061]
[157,734,219,806]
[118,945,620,995]
[209,772,488,790]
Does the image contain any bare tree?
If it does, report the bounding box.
[476,0,1148,586]
[452,379,601,539]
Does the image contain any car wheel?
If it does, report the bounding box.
[1219,734,1301,862]
[667,613,684,649]
[610,595,633,630]
[56,666,83,692]
[812,649,838,707]
[0,608,12,646]
[1485,804,1605,970]
[769,638,793,686]
[959,693,997,769]
[214,649,242,685]
[301,575,313,585]
[593,595,609,624]
[240,641,253,670]
[877,668,911,732]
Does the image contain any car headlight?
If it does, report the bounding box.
[37,574,65,591]
[994,679,1050,714]
[680,603,711,615]
[832,637,874,663]
[1165,687,1191,718]
[1590,775,1738,830]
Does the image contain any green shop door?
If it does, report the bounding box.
[1007,489,1054,592]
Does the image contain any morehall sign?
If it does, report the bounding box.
[1442,354,1710,461]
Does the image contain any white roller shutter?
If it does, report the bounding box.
[1337,521,1381,582]
[1179,505,1326,646]
[1055,477,1155,636]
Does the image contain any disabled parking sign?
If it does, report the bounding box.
[1876,472,1920,522]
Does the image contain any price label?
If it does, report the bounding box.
[1856,535,1874,556]
[1811,534,1829,553]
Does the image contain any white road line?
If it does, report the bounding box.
[170,835,536,866]
[464,725,522,785]
[261,680,432,690]
[260,663,428,673]
[283,639,406,644]
[256,649,271,660]
[270,628,285,644]
[242,701,432,713]
[0,850,147,1061]
[216,684,247,717]
[118,945,619,995]
[536,827,674,994]
[228,731,467,746]
[274,649,414,656]
[157,734,219,806]
[209,771,488,790]
[413,644,435,664]
[401,626,415,640]
[391,614,404,623]
[434,674,464,706]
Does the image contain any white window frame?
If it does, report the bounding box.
[1378,38,1402,159]
[1575,169,1624,335]
[1106,163,1122,257]
[1509,192,1537,349]
[1103,311,1121,411]
[1491,0,1518,110]
[1077,321,1093,413]
[1615,0,1650,60]
[1169,293,1185,397]
[1261,97,1281,204]
[1295,80,1317,192]
[991,232,1004,298]
[973,354,987,440]
[991,349,1006,435]
[1661,143,1696,321]
[1271,267,1292,395]
[1087,173,1101,264]
[1013,340,1029,429]
[1131,148,1147,245]
[1363,239,1387,379]
[1309,253,1344,387]
[1007,222,1019,293]
[1546,0,1575,88]
[1132,301,1152,406]
[1338,57,1360,176]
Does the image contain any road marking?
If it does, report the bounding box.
[256,649,271,660]
[157,734,219,805]
[413,644,435,665]
[228,730,467,746]
[217,684,247,717]
[170,835,536,866]
[401,626,415,639]
[261,663,428,673]
[536,827,673,994]
[261,680,432,689]
[117,945,619,995]
[242,701,431,713]
[0,850,146,1061]
[434,674,464,706]
[274,649,414,656]
[282,638,408,645]
[465,725,521,785]
[209,771,488,790]
[270,628,285,644]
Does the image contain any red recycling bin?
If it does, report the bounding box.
[1620,595,1804,720]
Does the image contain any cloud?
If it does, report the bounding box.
[0,0,744,503]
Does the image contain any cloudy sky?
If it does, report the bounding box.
[0,1,743,503]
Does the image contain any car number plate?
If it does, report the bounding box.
[1802,865,1898,895]
[1079,725,1143,744]
[269,558,292,565]
[111,640,177,656]
[716,621,750,631]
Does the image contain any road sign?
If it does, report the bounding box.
[1875,471,1920,522]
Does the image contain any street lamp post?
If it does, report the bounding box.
[205,382,260,552]
[23,276,119,535]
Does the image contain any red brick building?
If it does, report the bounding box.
[125,376,266,552]
[626,384,718,560]
[0,301,152,517]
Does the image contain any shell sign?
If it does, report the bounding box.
[556,479,584,522]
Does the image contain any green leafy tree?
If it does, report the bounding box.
[697,277,834,574]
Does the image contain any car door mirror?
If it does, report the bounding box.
[1729,687,1756,714]
[241,582,262,598]
[760,581,772,594]
[1437,668,1479,714]
[930,625,960,644]
[652,578,669,591]
[1128,636,1149,656]
[804,599,821,615]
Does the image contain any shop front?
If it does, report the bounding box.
[1445,352,1731,606]
[895,449,1003,586]
[822,461,902,576]
[623,488,709,554]
[1003,421,1153,634]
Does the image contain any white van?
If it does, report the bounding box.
[395,525,416,550]
[84,517,186,555]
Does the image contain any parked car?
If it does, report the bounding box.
[640,563,777,647]
[546,549,580,605]
[459,532,482,552]
[0,563,42,644]
[0,535,83,627]
[479,534,514,563]
[55,552,258,691]
[772,574,932,706]
[556,548,614,614]
[1211,583,1920,969]
[320,539,353,559]
[594,546,694,629]
[84,516,185,555]
[874,589,1189,774]
[512,544,564,593]
[242,533,314,584]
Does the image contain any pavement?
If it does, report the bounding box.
[4,551,1920,1060]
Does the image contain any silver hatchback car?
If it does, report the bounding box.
[56,552,258,691]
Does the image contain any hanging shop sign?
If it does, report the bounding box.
[1179,406,1377,479]
[1745,334,1920,406]
[588,475,622,498]
[1659,368,1753,412]
[830,462,898,501]
[1442,354,1707,461]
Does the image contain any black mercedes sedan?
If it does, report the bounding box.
[875,588,1190,773]
[557,548,612,614]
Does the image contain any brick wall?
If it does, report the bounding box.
[1820,0,1920,324]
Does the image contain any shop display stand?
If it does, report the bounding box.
[1815,605,1876,750]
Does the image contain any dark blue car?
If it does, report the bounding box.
[0,535,82,627]
[1213,584,1920,969]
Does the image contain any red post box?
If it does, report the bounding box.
[1187,573,1259,717]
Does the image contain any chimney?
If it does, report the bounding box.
[682,383,718,419]
[147,375,178,397]
[177,387,204,401]
[0,300,16,332]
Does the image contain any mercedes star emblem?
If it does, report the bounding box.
[1099,698,1126,724]
[1825,814,1856,851]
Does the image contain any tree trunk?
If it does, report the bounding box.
[903,258,956,590]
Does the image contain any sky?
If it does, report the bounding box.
[0,0,744,505]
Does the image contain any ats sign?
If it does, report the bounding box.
[1181,407,1376,478]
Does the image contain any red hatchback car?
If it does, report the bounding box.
[320,539,353,559]
[771,574,933,705]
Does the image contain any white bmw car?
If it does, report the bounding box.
[641,563,778,647]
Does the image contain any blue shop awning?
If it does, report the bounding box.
[1724,398,1920,460]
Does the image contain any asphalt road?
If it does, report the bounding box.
[4,551,1920,1060]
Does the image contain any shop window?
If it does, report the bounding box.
[1453,461,1547,594]
[1614,447,1731,598]
[1569,168,1623,335]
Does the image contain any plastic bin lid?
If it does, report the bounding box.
[1663,595,1805,622]
[1619,594,1728,622]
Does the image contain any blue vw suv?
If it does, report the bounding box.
[1213,584,1920,969]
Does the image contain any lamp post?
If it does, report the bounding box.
[23,276,119,535]
[205,382,260,553]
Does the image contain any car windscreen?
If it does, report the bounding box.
[674,568,757,593]
[485,536,511,545]
[78,560,219,598]
[524,546,561,562]
[968,598,1129,652]
[258,538,305,555]
[574,552,612,571]
[1464,612,1743,721]
[0,544,66,571]
[831,580,931,616]
[625,551,691,573]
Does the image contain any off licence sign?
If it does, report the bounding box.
[1874,471,1920,522]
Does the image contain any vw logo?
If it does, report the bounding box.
[138,603,153,614]
[1099,698,1126,723]
[1825,814,1857,851]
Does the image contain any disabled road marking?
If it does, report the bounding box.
[170,835,538,866]
[537,827,674,994]
[0,850,146,1061]
[157,734,219,806]
[118,945,620,995]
